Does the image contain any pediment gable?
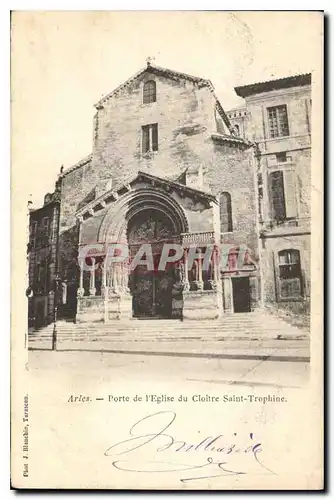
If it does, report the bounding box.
[94,62,233,133]
[76,171,217,222]
[95,63,211,109]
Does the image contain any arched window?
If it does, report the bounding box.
[277,249,302,299]
[143,80,156,104]
[234,124,240,136]
[220,192,233,233]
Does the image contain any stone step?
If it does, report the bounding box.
[29,330,308,341]
[31,324,301,332]
[30,324,305,332]
[29,312,308,346]
[30,332,306,342]
[40,315,267,324]
[36,324,289,332]
[33,320,302,332]
[34,316,300,328]
[29,334,308,344]
[30,327,306,336]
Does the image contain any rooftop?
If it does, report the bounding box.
[95,61,213,108]
[95,61,233,132]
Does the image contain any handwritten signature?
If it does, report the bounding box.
[104,411,276,482]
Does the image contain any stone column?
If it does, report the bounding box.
[118,263,124,293]
[102,258,109,322]
[101,258,109,296]
[215,248,223,315]
[77,259,85,297]
[222,275,234,313]
[114,263,121,294]
[121,262,130,293]
[209,247,220,291]
[102,258,107,289]
[183,249,190,291]
[196,251,204,291]
[61,282,67,305]
[89,257,96,296]
[108,263,115,293]
[117,258,132,320]
[216,248,222,288]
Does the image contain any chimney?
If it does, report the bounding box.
[185,165,204,190]
[95,178,113,198]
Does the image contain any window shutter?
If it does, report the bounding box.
[142,126,150,154]
[41,217,50,245]
[277,106,289,136]
[220,192,232,232]
[43,217,50,234]
[152,124,158,151]
[30,221,37,247]
[269,171,286,220]
[283,170,297,218]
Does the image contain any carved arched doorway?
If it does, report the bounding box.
[127,208,178,318]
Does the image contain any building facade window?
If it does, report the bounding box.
[267,105,289,138]
[142,124,158,154]
[269,170,297,221]
[35,256,50,294]
[276,152,287,163]
[278,249,301,279]
[143,80,156,104]
[34,217,51,249]
[42,217,50,245]
[277,249,302,299]
[220,192,233,232]
[30,221,37,249]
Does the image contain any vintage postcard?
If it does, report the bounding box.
[11,11,324,490]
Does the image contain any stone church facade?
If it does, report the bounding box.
[28,63,311,327]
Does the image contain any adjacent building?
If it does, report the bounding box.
[234,74,311,317]
[27,185,61,328]
[28,63,311,328]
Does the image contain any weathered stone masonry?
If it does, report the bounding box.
[28,64,311,326]
[234,74,311,320]
[53,63,259,322]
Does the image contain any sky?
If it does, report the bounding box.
[11,11,323,206]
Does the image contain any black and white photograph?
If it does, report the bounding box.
[10,10,323,490]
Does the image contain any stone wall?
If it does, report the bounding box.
[92,73,221,185]
[28,201,60,326]
[238,82,312,316]
[58,69,259,302]
[205,141,258,259]
[260,233,311,313]
[245,85,311,144]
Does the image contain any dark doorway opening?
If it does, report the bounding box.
[34,301,46,329]
[232,277,251,313]
[64,282,78,319]
[131,264,174,319]
[127,209,177,319]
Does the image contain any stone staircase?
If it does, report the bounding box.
[28,311,309,348]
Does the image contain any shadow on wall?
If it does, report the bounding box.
[59,224,80,281]
[265,301,310,330]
